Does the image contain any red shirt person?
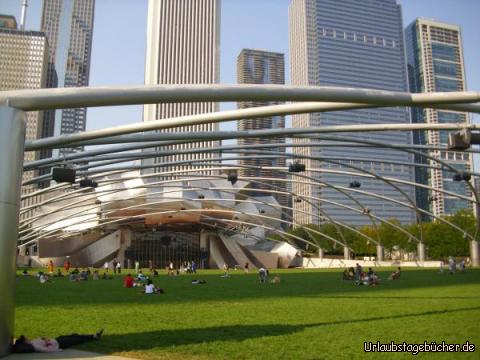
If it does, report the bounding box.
[64,259,71,272]
[124,274,134,288]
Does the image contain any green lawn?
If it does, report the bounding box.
[14,268,480,359]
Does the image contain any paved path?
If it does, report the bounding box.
[5,349,135,360]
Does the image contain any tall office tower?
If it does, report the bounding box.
[237,49,287,210]
[143,0,221,178]
[406,19,473,218]
[41,0,95,158]
[0,15,48,186]
[289,0,415,226]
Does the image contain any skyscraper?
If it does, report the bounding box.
[0,15,48,184]
[237,49,287,209]
[289,0,415,226]
[41,0,95,157]
[143,0,221,177]
[405,18,473,217]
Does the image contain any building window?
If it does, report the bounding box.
[435,77,460,92]
[433,60,458,78]
[431,43,457,61]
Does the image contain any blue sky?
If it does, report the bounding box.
[1,0,479,138]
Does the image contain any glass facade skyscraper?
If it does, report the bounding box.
[237,49,287,210]
[405,18,473,218]
[289,0,415,226]
[41,0,95,158]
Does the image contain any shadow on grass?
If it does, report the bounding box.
[301,295,480,300]
[90,306,480,353]
[15,269,480,307]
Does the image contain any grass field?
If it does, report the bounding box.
[14,268,480,359]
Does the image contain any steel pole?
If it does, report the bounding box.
[376,245,384,262]
[417,242,426,263]
[470,240,479,267]
[0,106,25,357]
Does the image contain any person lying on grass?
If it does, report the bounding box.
[142,279,164,294]
[12,329,103,353]
[191,279,206,285]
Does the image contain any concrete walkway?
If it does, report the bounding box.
[5,349,135,360]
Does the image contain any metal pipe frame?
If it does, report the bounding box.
[20,147,472,235]
[23,144,424,241]
[21,160,422,251]
[20,166,422,245]
[19,153,472,245]
[22,134,479,209]
[18,176,365,250]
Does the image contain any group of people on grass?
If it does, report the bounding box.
[166,260,197,276]
[342,263,401,286]
[123,272,164,294]
[220,262,280,283]
[439,257,466,274]
[104,259,122,274]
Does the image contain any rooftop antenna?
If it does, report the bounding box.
[20,0,28,31]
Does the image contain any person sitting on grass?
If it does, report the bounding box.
[389,267,401,280]
[12,330,103,353]
[54,268,64,277]
[343,269,355,281]
[101,272,113,280]
[371,273,380,286]
[368,270,380,286]
[22,269,30,277]
[258,267,268,283]
[137,270,147,281]
[69,271,79,282]
[143,279,164,294]
[39,272,50,284]
[355,271,368,286]
[80,269,88,281]
[92,270,99,280]
[124,273,134,288]
[361,273,370,286]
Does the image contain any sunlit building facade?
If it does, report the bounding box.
[143,0,221,177]
[406,18,474,218]
[0,15,48,183]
